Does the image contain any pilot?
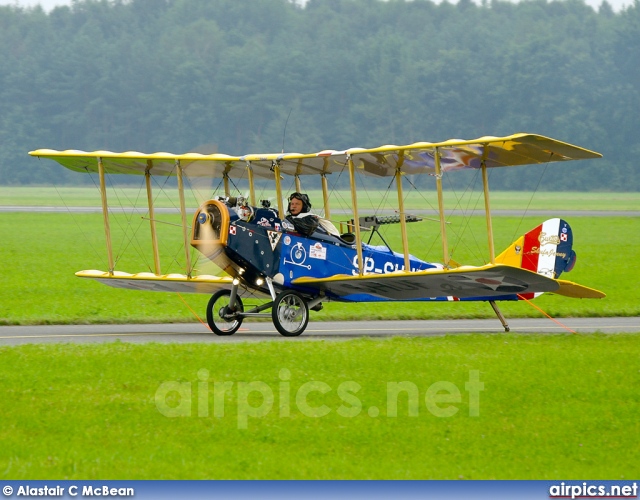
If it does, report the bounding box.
[285,192,343,238]
[285,192,319,236]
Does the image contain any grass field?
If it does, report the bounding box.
[1,334,639,479]
[2,186,640,211]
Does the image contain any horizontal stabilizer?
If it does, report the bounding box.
[553,280,606,299]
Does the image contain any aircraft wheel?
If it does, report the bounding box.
[272,291,309,337]
[206,290,244,336]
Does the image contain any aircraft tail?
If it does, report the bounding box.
[496,218,576,279]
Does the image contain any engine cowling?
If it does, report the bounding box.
[191,199,230,262]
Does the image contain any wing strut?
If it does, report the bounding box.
[97,157,115,275]
[223,172,230,197]
[481,158,496,264]
[434,148,450,268]
[348,155,364,275]
[246,162,256,206]
[321,172,331,220]
[175,160,192,277]
[145,160,161,275]
[273,161,285,218]
[395,152,411,272]
[295,159,303,192]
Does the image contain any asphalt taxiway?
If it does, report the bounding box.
[0,317,638,346]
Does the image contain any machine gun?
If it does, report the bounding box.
[345,214,423,248]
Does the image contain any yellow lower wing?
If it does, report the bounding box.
[292,264,561,300]
[75,270,263,296]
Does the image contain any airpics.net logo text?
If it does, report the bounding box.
[154,369,484,429]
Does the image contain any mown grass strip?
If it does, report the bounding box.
[2,187,639,211]
[1,334,638,479]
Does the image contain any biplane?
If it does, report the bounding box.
[29,133,605,336]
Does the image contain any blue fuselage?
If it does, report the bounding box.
[223,208,441,302]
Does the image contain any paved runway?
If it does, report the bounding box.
[0,317,638,345]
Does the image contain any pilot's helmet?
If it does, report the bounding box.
[288,192,311,213]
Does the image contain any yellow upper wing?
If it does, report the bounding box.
[29,133,601,179]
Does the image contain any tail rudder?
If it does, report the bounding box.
[496,218,576,279]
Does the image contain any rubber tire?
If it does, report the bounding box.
[272,290,309,337]
[206,290,244,336]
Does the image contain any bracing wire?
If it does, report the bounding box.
[402,175,441,259]
[517,294,577,334]
[509,157,552,244]
[86,170,150,271]
[448,168,491,264]
[227,171,249,198]
[325,161,350,223]
[282,107,293,154]
[53,174,105,265]
[104,174,152,271]
[150,168,189,274]
[177,292,210,331]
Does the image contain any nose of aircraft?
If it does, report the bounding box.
[191,199,230,260]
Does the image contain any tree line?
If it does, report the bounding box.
[1,0,639,191]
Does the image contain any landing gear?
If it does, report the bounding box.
[205,282,320,337]
[206,289,244,336]
[272,290,309,337]
[489,300,510,332]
